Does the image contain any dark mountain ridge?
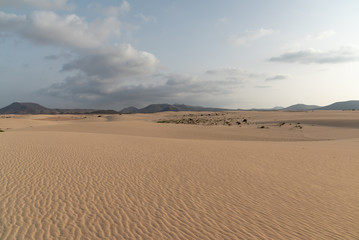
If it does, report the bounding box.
[1,100,359,114]
[316,100,359,110]
[238,106,284,111]
[119,104,231,114]
[119,106,139,114]
[0,102,57,114]
[283,104,321,111]
[0,102,115,114]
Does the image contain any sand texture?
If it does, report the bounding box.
[1,111,359,239]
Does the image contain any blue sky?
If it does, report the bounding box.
[1,0,359,109]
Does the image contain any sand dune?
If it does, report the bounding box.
[1,111,359,239]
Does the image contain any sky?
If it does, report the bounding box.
[1,0,359,110]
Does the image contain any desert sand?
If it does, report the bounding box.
[0,111,358,239]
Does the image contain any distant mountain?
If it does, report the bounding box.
[119,106,139,114]
[238,106,284,111]
[139,104,180,113]
[173,104,231,112]
[283,104,320,111]
[2,100,359,115]
[282,101,359,111]
[238,100,359,111]
[317,100,359,110]
[0,102,117,114]
[119,104,230,114]
[0,102,58,114]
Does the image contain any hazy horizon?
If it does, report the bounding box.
[1,0,359,109]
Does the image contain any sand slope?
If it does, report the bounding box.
[1,112,359,239]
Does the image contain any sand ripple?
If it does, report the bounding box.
[1,130,359,239]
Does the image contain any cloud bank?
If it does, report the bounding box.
[41,68,251,108]
[0,11,120,49]
[0,2,289,109]
[62,45,159,79]
[41,65,286,108]
[266,75,289,81]
[270,47,359,64]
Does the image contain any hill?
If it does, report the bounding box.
[173,104,231,112]
[2,100,359,115]
[0,102,58,114]
[238,106,284,111]
[119,106,139,114]
[283,104,320,111]
[119,104,230,114]
[0,102,116,114]
[139,104,180,113]
[317,100,359,110]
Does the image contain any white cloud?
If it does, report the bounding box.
[136,14,157,23]
[270,46,359,64]
[62,44,160,79]
[0,0,74,10]
[205,67,263,79]
[0,11,120,49]
[119,1,130,13]
[305,30,336,41]
[284,30,337,51]
[0,11,26,27]
[206,67,248,75]
[228,28,273,46]
[103,6,122,17]
[266,74,290,81]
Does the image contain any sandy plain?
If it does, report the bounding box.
[0,110,358,239]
